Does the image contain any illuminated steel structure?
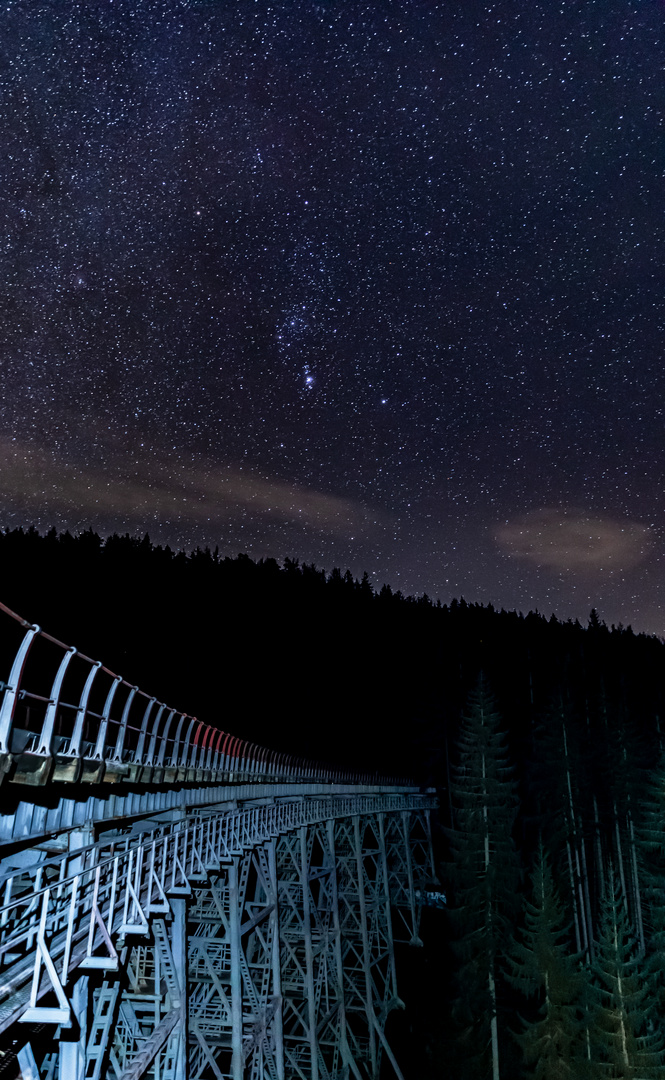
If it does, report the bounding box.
[0,603,438,1080]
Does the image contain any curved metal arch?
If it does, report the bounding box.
[243,742,257,773]
[169,713,188,767]
[111,686,138,762]
[203,727,219,770]
[179,717,202,769]
[0,623,40,755]
[211,729,226,771]
[234,739,248,772]
[197,725,214,770]
[92,676,122,760]
[68,660,102,758]
[233,737,246,769]
[225,735,242,772]
[218,730,234,773]
[134,697,157,762]
[37,646,77,755]
[144,704,166,765]
[155,709,177,766]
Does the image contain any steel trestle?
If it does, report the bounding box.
[0,602,439,1079]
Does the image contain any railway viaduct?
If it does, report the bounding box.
[0,602,439,1080]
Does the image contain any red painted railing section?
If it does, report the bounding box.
[0,601,408,788]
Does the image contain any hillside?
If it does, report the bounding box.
[0,526,662,783]
[3,527,665,1074]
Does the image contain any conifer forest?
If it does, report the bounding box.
[2,526,665,1078]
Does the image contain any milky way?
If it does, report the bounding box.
[2,0,664,633]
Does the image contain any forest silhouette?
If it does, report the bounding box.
[2,526,665,1076]
[2,525,662,781]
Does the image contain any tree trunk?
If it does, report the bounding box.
[563,721,591,957]
[574,837,589,958]
[579,819,594,960]
[567,839,582,953]
[489,964,500,1080]
[594,795,605,899]
[614,805,629,920]
[628,809,645,956]
[444,729,454,828]
[483,751,500,1080]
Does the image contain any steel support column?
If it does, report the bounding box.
[325,818,358,1080]
[170,897,188,1079]
[229,857,244,1080]
[267,840,285,1080]
[353,816,378,1077]
[300,826,319,1080]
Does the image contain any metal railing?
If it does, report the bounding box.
[0,602,408,788]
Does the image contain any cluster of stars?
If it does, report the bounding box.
[1,0,664,633]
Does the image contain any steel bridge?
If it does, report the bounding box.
[0,602,439,1080]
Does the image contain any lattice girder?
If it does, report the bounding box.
[3,793,437,1080]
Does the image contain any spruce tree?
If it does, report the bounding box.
[589,869,665,1078]
[507,844,588,1079]
[528,695,592,960]
[636,753,665,1016]
[446,674,520,1079]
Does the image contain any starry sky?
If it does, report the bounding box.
[2,0,664,634]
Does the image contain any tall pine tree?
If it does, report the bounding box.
[447,674,520,1079]
[507,843,589,1079]
[589,869,665,1078]
[635,753,665,1023]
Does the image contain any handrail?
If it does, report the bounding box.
[0,601,411,788]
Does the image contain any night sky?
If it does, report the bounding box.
[2,0,664,633]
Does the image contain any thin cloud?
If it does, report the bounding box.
[496,508,652,573]
[0,437,390,543]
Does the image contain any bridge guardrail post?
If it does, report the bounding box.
[53,660,102,784]
[104,685,137,782]
[0,623,39,780]
[87,675,121,783]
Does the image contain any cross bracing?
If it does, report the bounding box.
[1,793,436,1079]
[0,604,440,1079]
